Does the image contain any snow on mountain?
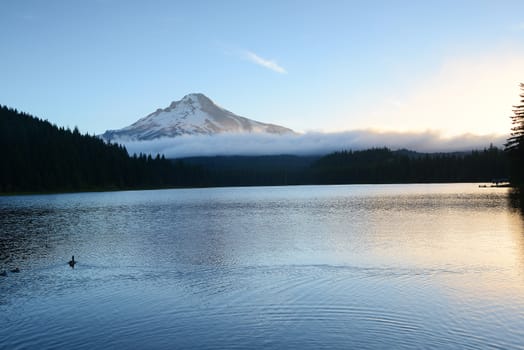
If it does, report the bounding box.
[101,93,295,141]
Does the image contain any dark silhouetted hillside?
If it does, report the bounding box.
[311,147,509,184]
[0,105,201,193]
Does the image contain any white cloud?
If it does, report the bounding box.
[120,131,506,159]
[244,51,287,74]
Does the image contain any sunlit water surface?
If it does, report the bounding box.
[1,184,524,349]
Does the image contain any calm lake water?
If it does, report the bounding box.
[1,184,524,349]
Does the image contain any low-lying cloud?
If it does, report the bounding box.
[120,130,507,159]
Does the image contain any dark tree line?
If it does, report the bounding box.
[309,147,508,184]
[177,148,509,187]
[178,155,318,187]
[1,105,511,193]
[505,83,524,187]
[0,106,201,193]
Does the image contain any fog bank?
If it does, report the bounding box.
[120,130,507,158]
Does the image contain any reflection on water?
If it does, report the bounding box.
[509,188,524,215]
[1,184,524,349]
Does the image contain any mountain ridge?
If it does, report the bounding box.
[101,93,294,142]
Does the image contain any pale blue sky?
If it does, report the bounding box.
[1,0,523,136]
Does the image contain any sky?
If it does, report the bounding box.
[1,0,524,142]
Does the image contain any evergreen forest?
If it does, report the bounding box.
[310,147,508,185]
[0,105,511,194]
[0,106,201,193]
[505,83,524,187]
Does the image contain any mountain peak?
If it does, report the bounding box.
[101,94,294,142]
[180,93,208,103]
[168,93,208,108]
[182,92,207,99]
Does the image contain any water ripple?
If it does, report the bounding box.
[1,186,524,349]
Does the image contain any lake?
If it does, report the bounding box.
[1,184,524,349]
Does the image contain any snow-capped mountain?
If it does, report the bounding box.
[101,93,294,141]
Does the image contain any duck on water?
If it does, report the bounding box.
[68,256,76,268]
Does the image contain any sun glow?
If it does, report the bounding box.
[340,52,524,137]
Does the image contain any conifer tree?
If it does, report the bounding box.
[505,83,524,186]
